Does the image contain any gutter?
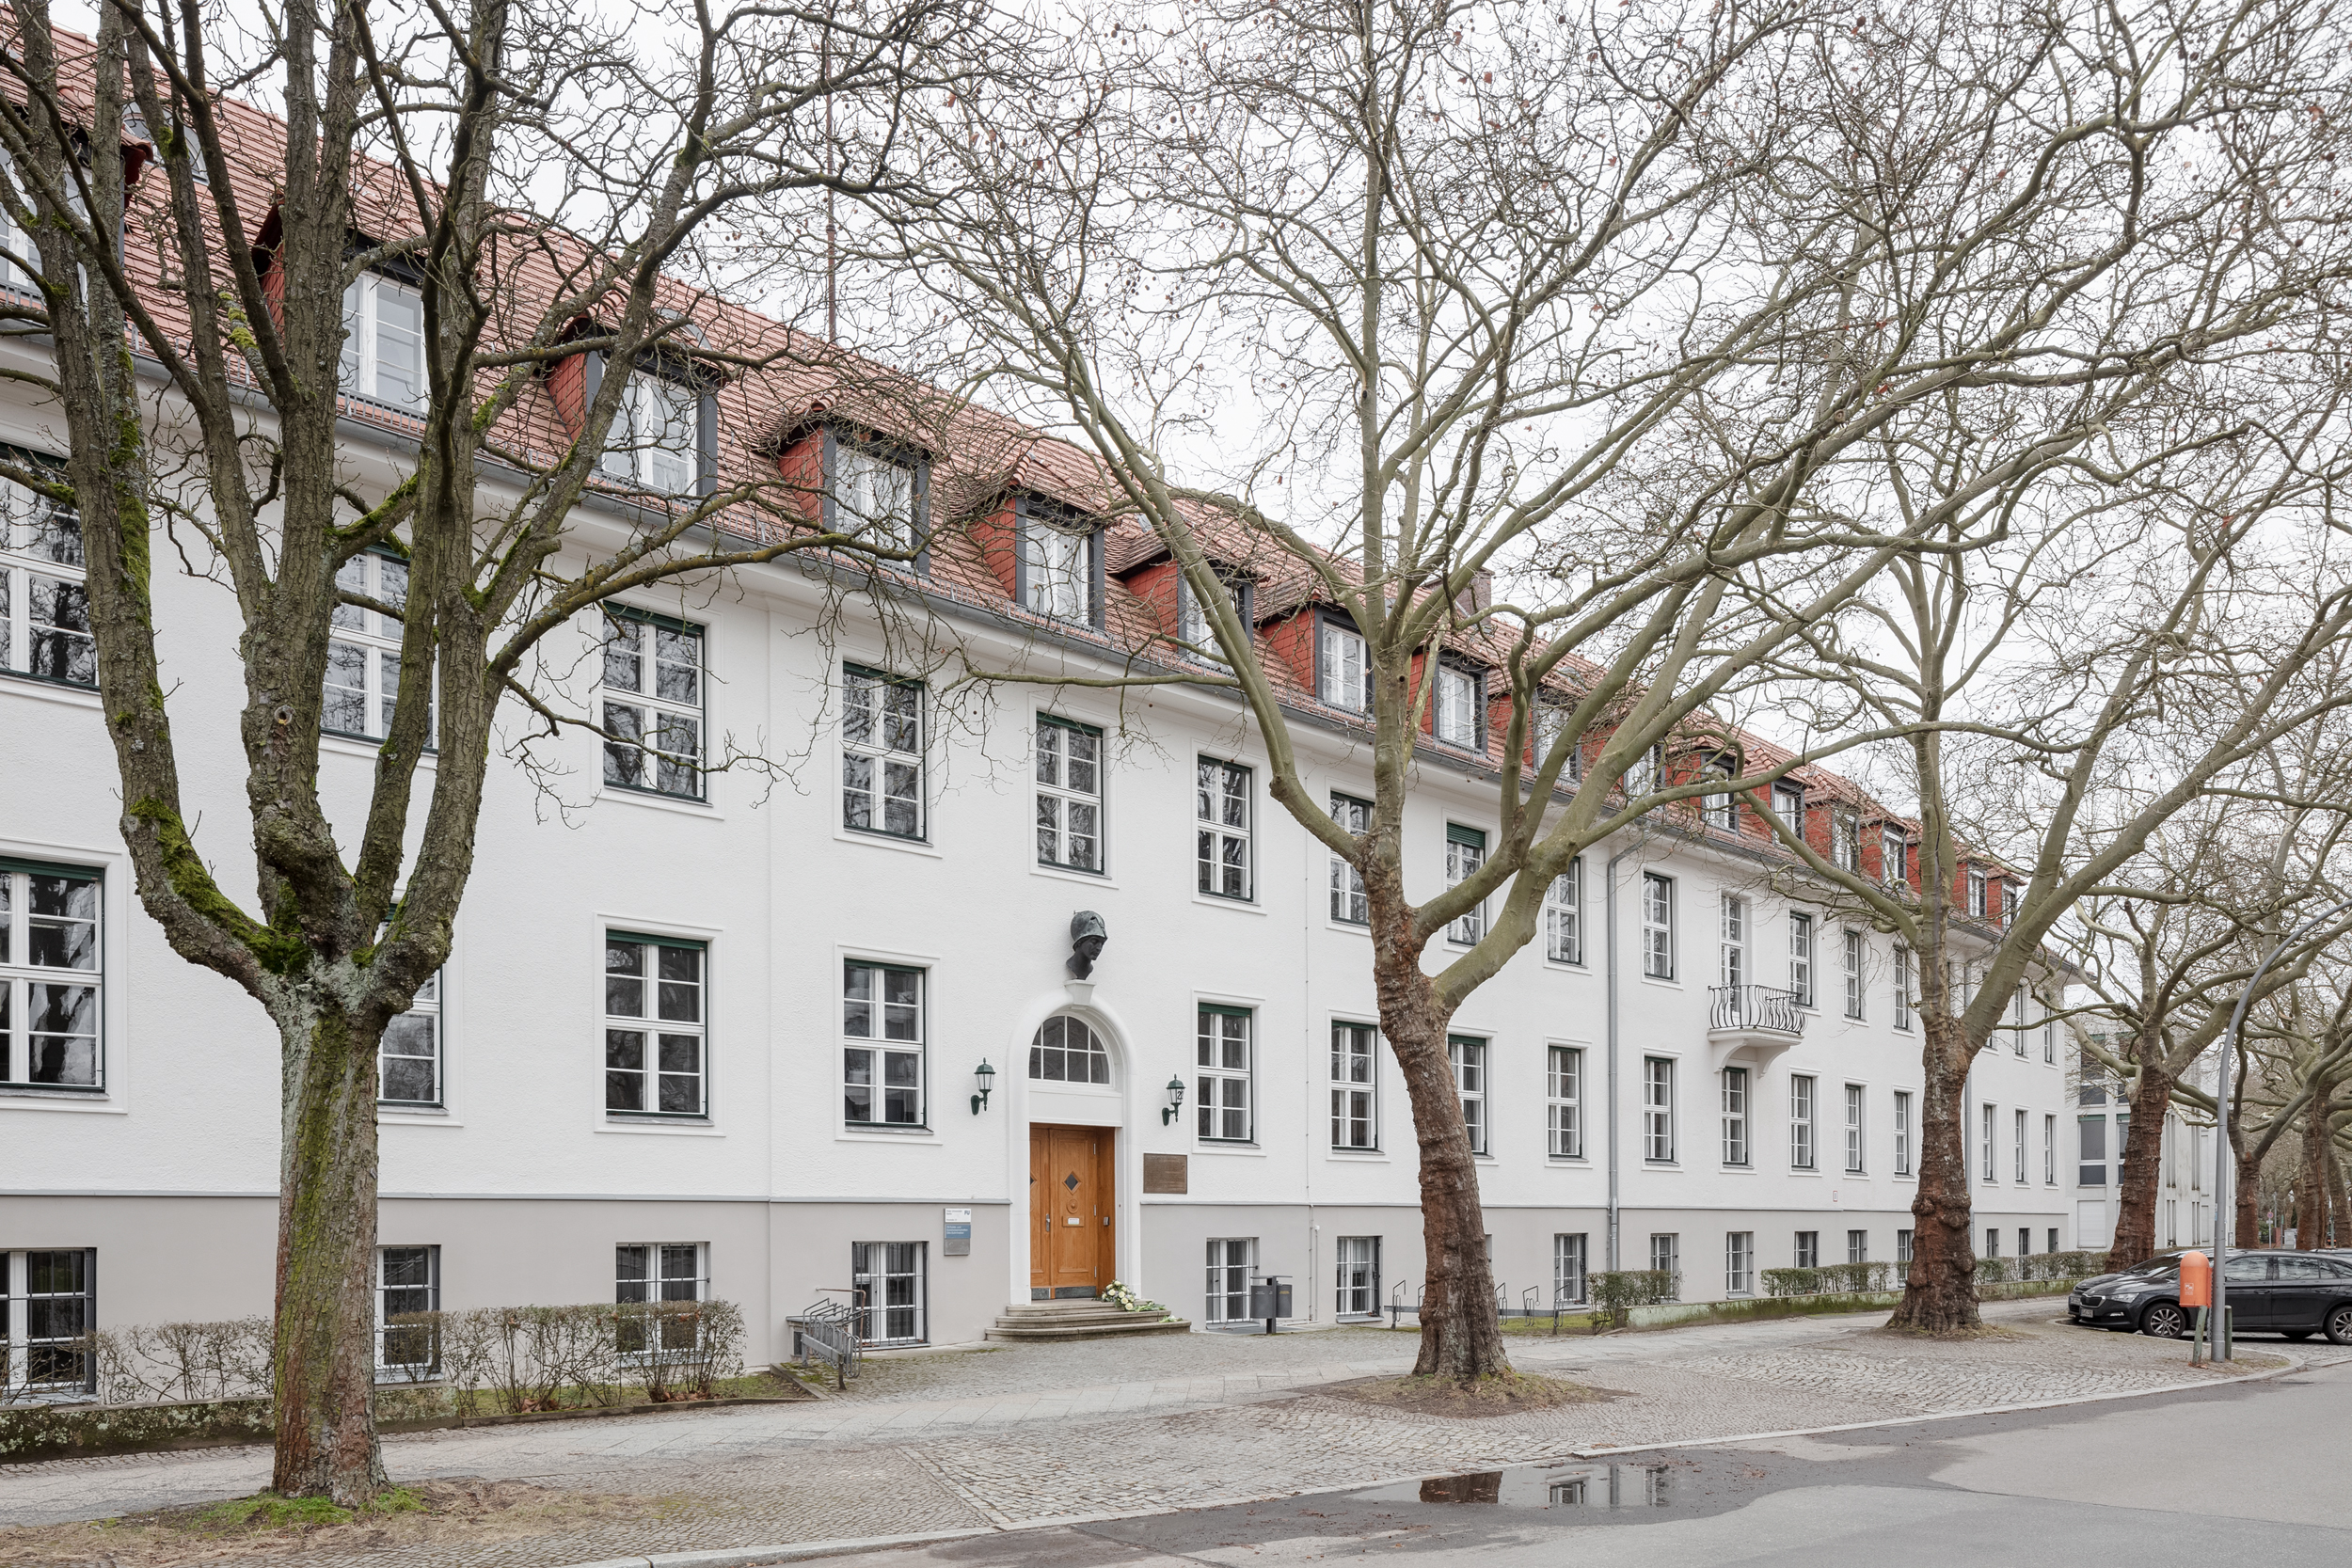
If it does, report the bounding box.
[1604,840,1636,1273]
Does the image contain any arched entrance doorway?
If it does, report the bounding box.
[1027,1013,1118,1299]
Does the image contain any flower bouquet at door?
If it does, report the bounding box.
[1102,1280,1163,1314]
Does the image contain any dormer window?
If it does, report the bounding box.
[1434,664,1480,749]
[602,370,700,496]
[1018,504,1099,624]
[1177,572,1252,662]
[1319,618,1371,712]
[341,273,424,411]
[1832,805,1861,871]
[1771,781,1804,829]
[830,439,919,555]
[1881,825,1909,883]
[1534,705,1581,783]
[1967,865,1991,919]
[1699,755,1735,830]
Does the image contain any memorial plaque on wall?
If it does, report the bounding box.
[1143,1153,1188,1194]
[943,1206,972,1256]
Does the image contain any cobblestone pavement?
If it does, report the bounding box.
[1,1302,2288,1568]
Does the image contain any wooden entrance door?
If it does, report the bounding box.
[1029,1125,1116,1298]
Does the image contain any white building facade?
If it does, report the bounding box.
[2,450,2078,1386]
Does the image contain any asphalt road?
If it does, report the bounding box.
[841,1345,2352,1567]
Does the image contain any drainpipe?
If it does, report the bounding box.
[1605,842,1635,1272]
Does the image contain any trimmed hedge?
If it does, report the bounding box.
[1588,1269,1679,1331]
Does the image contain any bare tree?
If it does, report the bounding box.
[2059,755,2352,1269]
[858,0,2352,1368]
[0,0,967,1500]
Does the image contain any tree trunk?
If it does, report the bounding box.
[270,1006,388,1502]
[1887,1015,1979,1331]
[2105,1061,2174,1271]
[2296,1096,2330,1249]
[2234,1145,2263,1248]
[1368,926,1509,1381]
[2326,1111,2349,1248]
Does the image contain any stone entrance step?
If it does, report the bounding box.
[984,1300,1194,1342]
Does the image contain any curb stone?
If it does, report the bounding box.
[538,1343,2348,1566]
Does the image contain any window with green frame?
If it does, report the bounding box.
[1196,1005,1252,1141]
[1035,715,1104,871]
[599,607,705,800]
[0,857,101,1089]
[842,665,924,838]
[604,930,707,1117]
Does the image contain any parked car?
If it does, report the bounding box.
[2068,1250,2352,1341]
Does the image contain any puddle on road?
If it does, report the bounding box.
[1363,1461,1677,1512]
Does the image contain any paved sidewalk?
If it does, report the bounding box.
[0,1301,2285,1568]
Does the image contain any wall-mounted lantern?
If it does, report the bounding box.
[971,1058,996,1116]
[1161,1074,1186,1127]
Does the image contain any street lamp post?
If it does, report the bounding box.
[2210,894,2352,1361]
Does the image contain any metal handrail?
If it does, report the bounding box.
[1708,984,1804,1034]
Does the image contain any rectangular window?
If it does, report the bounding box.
[1789,1074,1816,1169]
[326,549,429,741]
[1546,858,1583,964]
[832,442,917,552]
[851,1241,928,1344]
[602,370,700,495]
[2018,1227,2032,1259]
[1534,705,1582,783]
[377,960,441,1107]
[1331,1022,1378,1150]
[1881,825,1908,884]
[2079,1115,2107,1186]
[1035,717,1104,872]
[2045,1114,2058,1184]
[340,272,424,410]
[1771,782,1804,830]
[1700,758,1735,830]
[617,1242,707,1357]
[1450,1035,1489,1155]
[2043,1010,2057,1064]
[0,861,102,1090]
[2010,987,2028,1055]
[1982,1103,1997,1181]
[1642,873,1675,979]
[375,1244,438,1376]
[1983,1227,1999,1259]
[1832,807,1860,871]
[2049,1227,2061,1255]
[1335,1236,1380,1319]
[1445,824,1486,944]
[1197,1006,1253,1142]
[1649,1233,1679,1297]
[1721,1066,1750,1166]
[1023,515,1095,622]
[1434,664,1480,748]
[843,960,925,1127]
[1196,758,1252,899]
[1725,1231,1755,1296]
[599,609,704,800]
[1788,912,1814,1007]
[1893,944,1914,1031]
[1205,1237,1255,1323]
[1845,1084,1866,1173]
[1549,1044,1584,1158]
[604,933,706,1117]
[1967,866,1990,919]
[1318,619,1371,712]
[1553,1233,1588,1305]
[1329,793,1371,924]
[1848,1228,1868,1264]
[1644,1055,1675,1162]
[1719,894,1746,989]
[1843,929,1865,1020]
[1896,1229,1914,1264]
[1894,1090,1912,1175]
[0,476,92,689]
[1,1247,95,1395]
[842,667,924,839]
[2014,1108,2028,1183]
[1794,1230,1819,1268]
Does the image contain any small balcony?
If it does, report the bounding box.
[1708,984,1805,1069]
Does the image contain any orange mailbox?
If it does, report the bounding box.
[2180,1249,2211,1307]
